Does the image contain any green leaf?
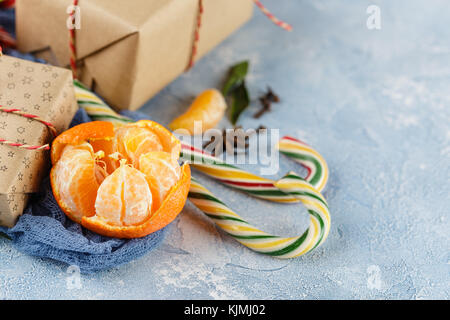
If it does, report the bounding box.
[229,82,250,125]
[222,61,251,125]
[222,61,249,96]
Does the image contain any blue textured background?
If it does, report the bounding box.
[1,0,449,299]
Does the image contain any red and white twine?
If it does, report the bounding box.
[69,0,79,79]
[0,106,57,151]
[186,0,204,70]
[0,26,16,50]
[186,0,292,70]
[0,0,15,9]
[252,0,292,31]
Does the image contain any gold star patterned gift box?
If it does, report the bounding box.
[0,55,78,227]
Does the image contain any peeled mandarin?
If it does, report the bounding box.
[51,143,99,221]
[51,120,190,238]
[115,126,163,165]
[169,89,227,134]
[95,163,153,226]
[139,151,181,211]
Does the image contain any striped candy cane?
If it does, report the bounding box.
[182,137,330,257]
[74,80,133,125]
[189,171,330,257]
[74,80,331,258]
[180,135,328,200]
[278,136,328,192]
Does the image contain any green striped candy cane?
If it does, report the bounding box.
[180,135,329,202]
[189,172,330,258]
[74,80,133,125]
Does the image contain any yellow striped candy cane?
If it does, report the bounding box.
[189,171,330,258]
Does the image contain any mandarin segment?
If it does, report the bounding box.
[134,120,182,158]
[168,89,227,134]
[139,151,181,211]
[50,143,100,223]
[122,169,153,226]
[94,163,153,227]
[115,126,163,165]
[82,164,191,238]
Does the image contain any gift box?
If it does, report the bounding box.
[0,55,78,227]
[16,0,254,111]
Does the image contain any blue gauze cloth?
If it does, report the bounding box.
[0,109,167,274]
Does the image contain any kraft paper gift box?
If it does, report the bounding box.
[16,0,254,111]
[0,55,78,227]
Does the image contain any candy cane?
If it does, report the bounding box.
[278,136,329,192]
[189,171,330,257]
[181,138,330,257]
[74,80,133,125]
[179,135,328,200]
[75,80,331,258]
